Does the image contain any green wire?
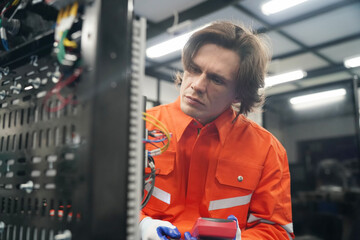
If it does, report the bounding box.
[57,30,68,64]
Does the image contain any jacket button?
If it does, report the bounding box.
[237,176,243,182]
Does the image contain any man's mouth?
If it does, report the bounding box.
[185,96,204,105]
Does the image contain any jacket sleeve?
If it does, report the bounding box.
[140,210,149,222]
[242,141,294,240]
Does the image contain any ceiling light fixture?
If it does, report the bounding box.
[261,0,308,15]
[265,70,306,88]
[289,88,346,109]
[146,24,209,59]
[344,54,360,68]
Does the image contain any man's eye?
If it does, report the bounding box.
[212,77,224,85]
[188,65,201,73]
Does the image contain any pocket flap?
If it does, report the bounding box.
[145,151,175,175]
[215,159,263,190]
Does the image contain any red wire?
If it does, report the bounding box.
[43,68,82,113]
[1,3,14,16]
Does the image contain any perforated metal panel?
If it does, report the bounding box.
[0,0,144,239]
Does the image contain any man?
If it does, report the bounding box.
[140,21,294,240]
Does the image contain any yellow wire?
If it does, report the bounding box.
[56,8,64,24]
[11,0,19,6]
[143,112,170,135]
[142,113,171,153]
[70,2,78,17]
[142,117,169,152]
[63,38,77,48]
[56,2,79,49]
[63,5,70,18]
[142,112,171,148]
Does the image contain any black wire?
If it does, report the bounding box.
[148,141,160,149]
[141,156,156,209]
[141,168,155,209]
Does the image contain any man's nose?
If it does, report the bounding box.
[191,73,207,93]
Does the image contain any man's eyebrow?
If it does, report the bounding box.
[207,72,229,82]
[188,60,232,82]
[188,60,199,68]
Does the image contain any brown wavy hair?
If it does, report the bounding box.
[175,21,271,116]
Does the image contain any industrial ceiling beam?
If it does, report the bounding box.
[273,32,360,60]
[233,4,358,78]
[146,0,242,39]
[234,5,336,65]
[256,0,357,34]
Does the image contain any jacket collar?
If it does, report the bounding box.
[170,97,237,146]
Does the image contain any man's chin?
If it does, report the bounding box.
[180,104,201,119]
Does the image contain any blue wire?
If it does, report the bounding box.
[2,38,9,51]
[143,137,168,143]
[143,138,167,142]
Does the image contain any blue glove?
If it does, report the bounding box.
[184,232,197,240]
[140,217,181,240]
[157,226,181,240]
[227,215,241,240]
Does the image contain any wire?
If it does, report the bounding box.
[55,2,79,64]
[141,115,171,208]
[43,68,82,112]
[0,27,9,51]
[144,123,169,156]
[63,1,78,48]
[1,38,8,51]
[63,38,77,48]
[143,136,168,143]
[8,0,25,21]
[141,156,156,209]
[143,113,170,134]
[0,0,13,16]
[57,30,67,63]
[142,112,171,155]
[11,0,19,6]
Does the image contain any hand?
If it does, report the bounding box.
[184,232,197,240]
[227,215,241,240]
[140,217,181,240]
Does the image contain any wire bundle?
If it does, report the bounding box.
[44,2,82,113]
[141,155,156,209]
[141,113,171,209]
[142,112,171,157]
[0,0,18,16]
[0,0,21,51]
[55,1,79,66]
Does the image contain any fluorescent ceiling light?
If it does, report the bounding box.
[146,24,209,59]
[265,70,306,88]
[289,88,346,110]
[344,55,360,68]
[261,0,308,15]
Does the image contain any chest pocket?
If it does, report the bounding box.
[208,158,264,220]
[144,151,176,213]
[215,158,263,191]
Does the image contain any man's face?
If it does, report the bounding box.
[180,43,240,125]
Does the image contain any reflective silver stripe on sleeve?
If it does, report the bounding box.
[145,184,171,204]
[248,213,261,223]
[248,214,294,239]
[282,223,294,234]
[208,193,252,211]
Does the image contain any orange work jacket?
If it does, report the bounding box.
[141,98,294,239]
